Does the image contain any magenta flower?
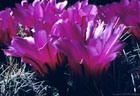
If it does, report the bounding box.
[33,0,97,38]
[13,1,35,27]
[3,0,126,77]
[97,0,140,39]
[51,19,85,44]
[61,0,97,21]
[53,17,125,75]
[13,0,67,27]
[4,30,65,75]
[60,0,97,35]
[0,8,17,45]
[33,16,59,35]
[121,0,140,39]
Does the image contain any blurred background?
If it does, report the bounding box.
[0,0,120,11]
